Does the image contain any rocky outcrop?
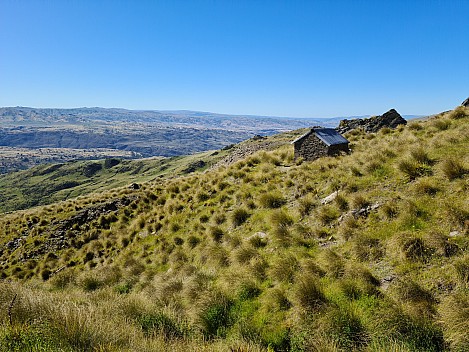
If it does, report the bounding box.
[337,109,407,134]
[462,97,469,107]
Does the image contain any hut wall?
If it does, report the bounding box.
[327,143,349,156]
[294,134,329,161]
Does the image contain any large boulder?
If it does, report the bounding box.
[337,109,407,134]
[461,97,469,107]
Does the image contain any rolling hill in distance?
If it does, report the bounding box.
[0,106,422,173]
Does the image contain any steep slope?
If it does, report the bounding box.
[0,107,468,351]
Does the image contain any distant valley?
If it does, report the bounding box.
[0,107,420,173]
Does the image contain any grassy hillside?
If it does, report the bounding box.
[0,107,468,351]
[0,152,217,213]
[0,131,298,213]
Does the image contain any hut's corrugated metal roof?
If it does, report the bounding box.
[314,128,349,146]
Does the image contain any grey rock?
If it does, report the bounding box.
[337,109,407,134]
[461,97,469,107]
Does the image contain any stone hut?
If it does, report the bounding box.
[292,128,349,161]
[461,97,469,107]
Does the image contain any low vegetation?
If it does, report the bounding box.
[0,107,468,351]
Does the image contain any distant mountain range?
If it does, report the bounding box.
[0,107,423,161]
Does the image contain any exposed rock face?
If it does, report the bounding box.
[337,109,407,134]
[462,97,469,107]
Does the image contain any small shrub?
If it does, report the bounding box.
[114,282,132,294]
[104,158,120,168]
[40,268,51,281]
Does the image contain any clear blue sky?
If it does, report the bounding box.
[1,0,468,118]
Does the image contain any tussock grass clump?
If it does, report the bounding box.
[208,226,224,242]
[439,292,469,350]
[258,192,286,209]
[443,200,469,231]
[380,200,399,219]
[324,304,369,350]
[233,245,258,264]
[441,158,467,180]
[410,147,433,165]
[231,208,250,227]
[269,255,298,283]
[424,232,459,258]
[334,193,348,211]
[390,279,437,320]
[270,209,294,228]
[316,205,339,225]
[262,287,291,312]
[398,158,432,180]
[297,195,316,217]
[317,249,345,279]
[352,235,384,261]
[351,194,369,209]
[431,118,452,131]
[389,233,431,262]
[292,273,327,312]
[408,121,423,130]
[337,214,358,240]
[413,177,440,195]
[448,106,469,120]
[453,254,469,287]
[195,292,233,339]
